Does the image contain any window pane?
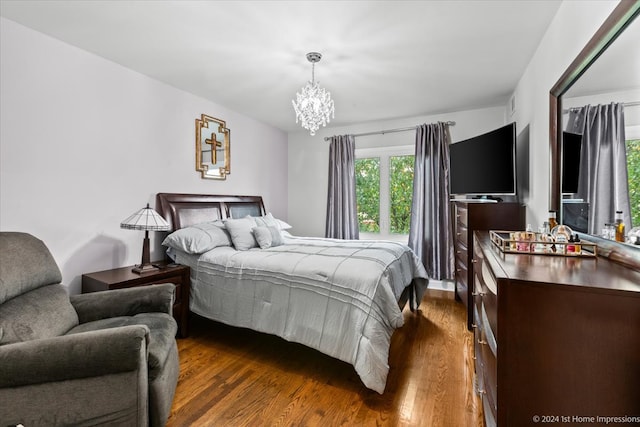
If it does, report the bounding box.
[355,157,380,233]
[627,139,639,228]
[389,155,414,234]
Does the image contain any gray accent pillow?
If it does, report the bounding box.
[162,220,230,254]
[224,216,258,251]
[252,226,284,249]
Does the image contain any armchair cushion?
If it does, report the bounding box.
[67,312,177,380]
[0,284,79,345]
[0,326,149,427]
[0,325,148,388]
[70,283,175,323]
[0,232,62,304]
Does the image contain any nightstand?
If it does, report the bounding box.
[82,262,190,337]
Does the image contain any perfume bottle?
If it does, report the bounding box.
[573,234,581,254]
[548,211,558,230]
[615,210,625,242]
[567,235,576,254]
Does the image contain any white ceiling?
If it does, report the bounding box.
[1,0,565,133]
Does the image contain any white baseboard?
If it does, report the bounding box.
[427,279,455,292]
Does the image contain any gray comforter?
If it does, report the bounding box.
[175,235,428,393]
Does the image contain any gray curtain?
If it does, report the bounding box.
[566,103,631,234]
[408,122,454,280]
[325,134,359,239]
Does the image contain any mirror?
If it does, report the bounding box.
[195,114,230,180]
[549,0,640,269]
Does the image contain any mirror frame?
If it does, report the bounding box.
[549,0,640,270]
[195,114,231,180]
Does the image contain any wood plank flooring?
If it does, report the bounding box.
[166,289,483,426]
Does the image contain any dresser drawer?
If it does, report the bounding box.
[454,242,468,265]
[455,256,468,281]
[473,303,484,366]
[482,391,497,427]
[455,222,469,247]
[481,325,497,419]
[455,204,468,226]
[480,260,498,335]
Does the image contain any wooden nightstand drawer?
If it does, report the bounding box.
[82,262,191,337]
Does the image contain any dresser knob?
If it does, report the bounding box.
[472,259,478,263]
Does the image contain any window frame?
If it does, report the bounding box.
[355,145,414,242]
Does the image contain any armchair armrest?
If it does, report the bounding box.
[70,283,175,323]
[0,325,148,388]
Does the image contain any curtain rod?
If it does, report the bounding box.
[323,121,456,141]
[563,100,640,114]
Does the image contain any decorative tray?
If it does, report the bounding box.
[490,230,597,258]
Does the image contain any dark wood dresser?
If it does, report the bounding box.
[451,200,525,329]
[473,231,640,426]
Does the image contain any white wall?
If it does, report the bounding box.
[287,105,508,237]
[0,18,288,294]
[510,0,618,228]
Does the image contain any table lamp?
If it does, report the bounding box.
[120,203,171,273]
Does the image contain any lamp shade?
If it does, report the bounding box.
[120,204,170,231]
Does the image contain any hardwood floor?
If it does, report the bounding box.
[167,289,483,426]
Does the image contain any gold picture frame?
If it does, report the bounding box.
[195,114,230,180]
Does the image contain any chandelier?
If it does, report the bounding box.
[292,52,335,136]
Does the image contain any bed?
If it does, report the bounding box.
[155,193,429,393]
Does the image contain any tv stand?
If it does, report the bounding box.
[472,195,503,202]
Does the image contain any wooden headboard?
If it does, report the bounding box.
[155,193,266,231]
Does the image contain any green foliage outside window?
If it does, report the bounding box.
[627,139,640,228]
[390,155,414,234]
[356,154,415,235]
[355,158,380,232]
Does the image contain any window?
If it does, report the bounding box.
[355,146,414,242]
[626,138,639,228]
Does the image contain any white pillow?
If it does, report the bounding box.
[255,213,292,230]
[276,218,292,230]
[162,221,230,254]
[224,216,258,250]
[252,226,284,249]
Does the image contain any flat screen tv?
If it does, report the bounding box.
[562,131,582,194]
[449,123,516,197]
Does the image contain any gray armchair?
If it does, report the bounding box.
[0,232,179,426]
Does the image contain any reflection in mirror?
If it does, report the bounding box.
[561,12,639,239]
[195,114,230,180]
[549,0,640,270]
